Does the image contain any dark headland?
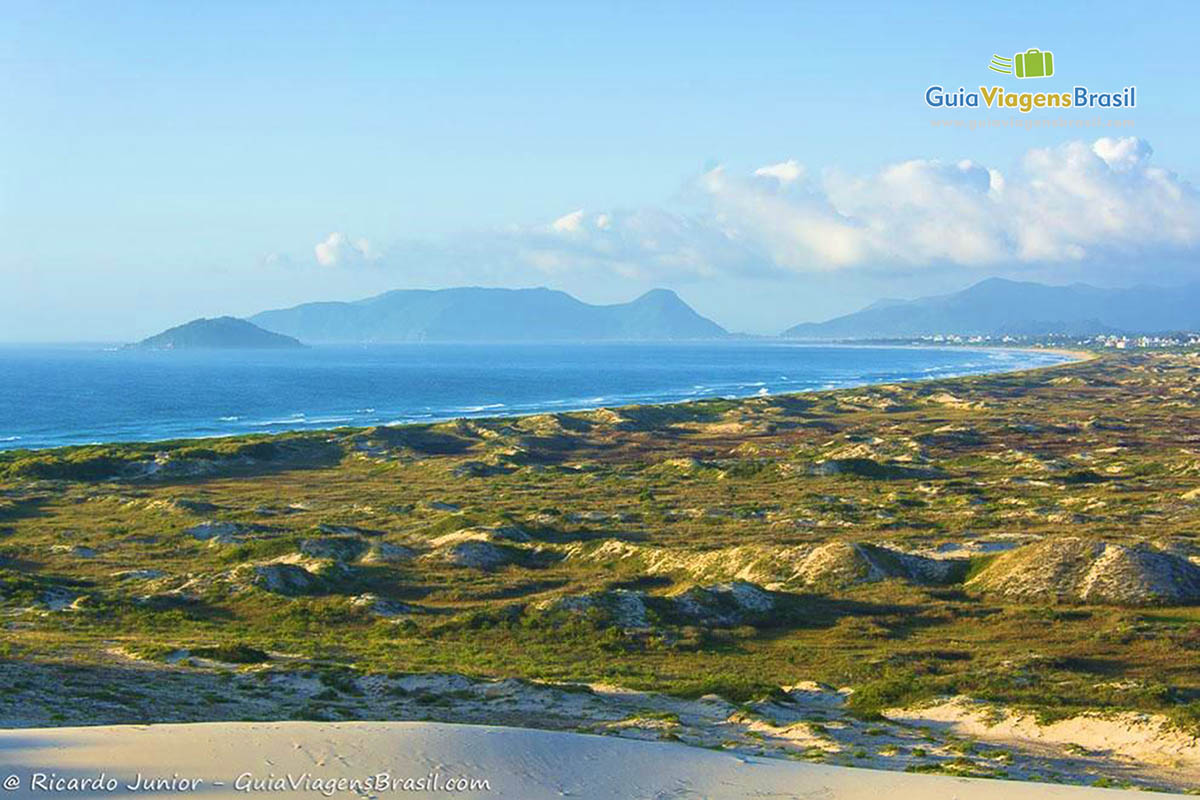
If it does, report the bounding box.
[132,317,305,350]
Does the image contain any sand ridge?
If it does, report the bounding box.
[0,720,1186,800]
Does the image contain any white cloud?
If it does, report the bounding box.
[699,165,867,269]
[695,137,1200,271]
[1003,139,1198,262]
[551,209,586,233]
[1092,136,1152,171]
[534,207,754,279]
[299,138,1199,287]
[314,232,376,267]
[753,159,804,184]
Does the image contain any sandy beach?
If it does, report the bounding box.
[0,721,1185,799]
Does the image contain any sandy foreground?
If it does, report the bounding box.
[0,721,1183,800]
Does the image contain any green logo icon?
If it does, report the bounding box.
[989,49,1054,78]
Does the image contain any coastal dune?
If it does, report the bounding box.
[0,721,1180,799]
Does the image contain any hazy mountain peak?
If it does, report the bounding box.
[784,278,1200,339]
[250,287,726,343]
[632,288,681,301]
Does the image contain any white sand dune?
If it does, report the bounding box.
[0,721,1182,799]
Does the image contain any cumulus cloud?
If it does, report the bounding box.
[1005,139,1198,262]
[748,159,806,184]
[695,137,1200,272]
[753,159,805,184]
[1092,137,1153,171]
[298,138,1198,286]
[551,209,586,233]
[461,207,754,282]
[314,232,377,267]
[699,165,868,269]
[516,137,1198,280]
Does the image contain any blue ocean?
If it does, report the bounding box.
[0,343,1070,451]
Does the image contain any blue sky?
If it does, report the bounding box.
[3,0,1199,339]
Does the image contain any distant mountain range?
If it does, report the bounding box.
[249,287,727,343]
[136,278,1200,349]
[134,317,304,349]
[783,278,1200,339]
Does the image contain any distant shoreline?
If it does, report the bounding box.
[0,343,1082,456]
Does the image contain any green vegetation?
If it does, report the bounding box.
[1,349,1199,757]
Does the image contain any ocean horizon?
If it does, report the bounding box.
[0,342,1072,452]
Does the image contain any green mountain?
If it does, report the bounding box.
[249,287,727,343]
[783,278,1200,339]
[134,317,305,349]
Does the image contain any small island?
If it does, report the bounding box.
[132,317,305,349]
